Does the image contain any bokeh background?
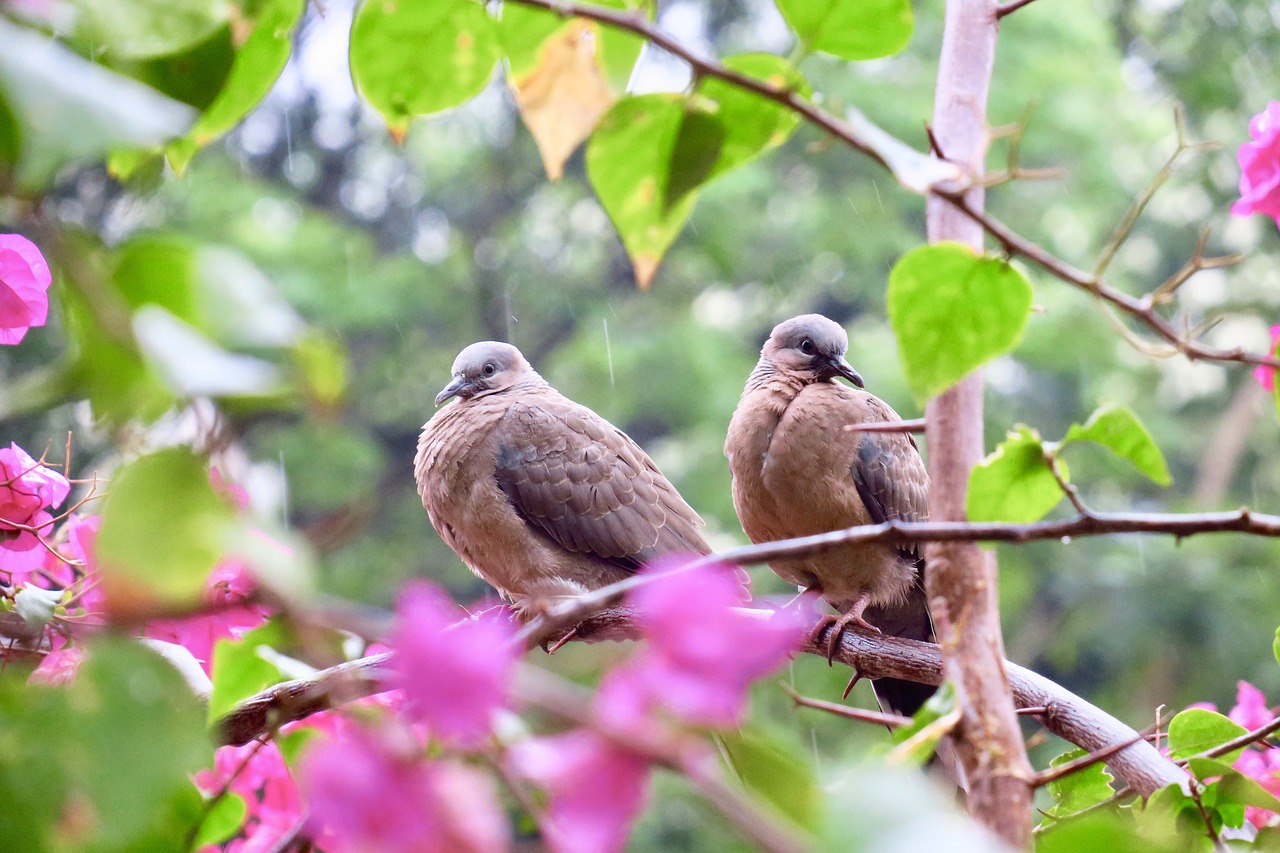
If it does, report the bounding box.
[3,0,1280,833]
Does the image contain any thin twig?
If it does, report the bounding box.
[843,418,927,433]
[780,681,912,728]
[995,0,1040,18]
[1030,732,1146,789]
[1180,715,1280,765]
[1046,454,1090,515]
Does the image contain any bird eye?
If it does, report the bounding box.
[482,362,496,377]
[799,339,815,355]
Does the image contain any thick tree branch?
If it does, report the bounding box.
[926,0,1034,841]
[215,609,1188,800]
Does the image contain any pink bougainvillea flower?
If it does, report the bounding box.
[300,725,509,853]
[1254,325,1280,392]
[0,443,71,574]
[145,560,271,674]
[387,581,517,748]
[28,646,84,686]
[0,234,51,345]
[509,729,650,853]
[610,558,808,727]
[1228,680,1274,732]
[1233,102,1280,229]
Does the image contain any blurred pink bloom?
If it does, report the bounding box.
[1234,102,1280,229]
[0,234,51,345]
[0,443,70,574]
[301,725,509,853]
[210,467,251,511]
[29,646,84,685]
[197,737,304,852]
[1229,680,1274,732]
[144,560,271,674]
[1254,325,1280,392]
[615,559,807,727]
[388,582,517,748]
[509,729,649,853]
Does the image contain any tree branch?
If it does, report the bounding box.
[214,609,1188,800]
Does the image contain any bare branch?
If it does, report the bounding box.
[216,609,1188,799]
[1029,731,1146,789]
[996,0,1040,18]
[780,680,912,728]
[843,418,927,433]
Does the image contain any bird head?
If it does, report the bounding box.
[762,314,864,387]
[435,341,532,405]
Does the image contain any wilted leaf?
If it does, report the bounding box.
[776,0,913,61]
[586,94,698,288]
[887,242,1033,400]
[1063,402,1171,486]
[96,447,238,610]
[1167,708,1247,762]
[350,0,499,135]
[509,19,614,180]
[966,426,1065,523]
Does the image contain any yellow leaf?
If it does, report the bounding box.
[511,20,614,181]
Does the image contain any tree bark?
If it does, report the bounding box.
[925,0,1035,845]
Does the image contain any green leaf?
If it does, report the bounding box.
[719,726,822,830]
[208,618,291,724]
[888,681,958,766]
[292,330,349,410]
[1273,625,1280,670]
[663,103,726,212]
[1044,747,1116,817]
[133,305,285,398]
[0,20,196,190]
[501,0,645,92]
[1063,402,1171,486]
[276,725,323,768]
[188,0,304,149]
[1166,708,1247,762]
[694,53,810,180]
[776,0,913,61]
[96,447,238,608]
[191,791,248,848]
[1039,810,1176,853]
[887,243,1034,401]
[966,426,1065,523]
[587,94,698,288]
[69,0,230,60]
[1188,758,1280,814]
[351,0,500,134]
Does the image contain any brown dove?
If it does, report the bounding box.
[415,341,713,612]
[725,314,934,715]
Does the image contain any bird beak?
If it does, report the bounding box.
[434,376,468,406]
[831,356,864,388]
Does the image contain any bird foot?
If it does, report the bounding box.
[809,610,881,665]
[544,626,580,655]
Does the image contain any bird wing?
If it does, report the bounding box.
[493,398,710,573]
[849,396,930,557]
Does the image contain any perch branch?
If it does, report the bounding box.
[215,609,1188,798]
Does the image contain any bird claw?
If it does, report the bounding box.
[810,611,881,665]
[545,626,579,655]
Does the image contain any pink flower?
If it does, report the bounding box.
[300,725,509,853]
[0,443,71,574]
[1229,680,1274,732]
[387,582,517,748]
[1234,102,1280,229]
[0,234,51,345]
[1255,325,1280,392]
[509,729,650,853]
[29,646,84,685]
[612,559,807,727]
[144,560,270,674]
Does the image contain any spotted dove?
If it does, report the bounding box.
[725,314,935,715]
[415,341,712,612]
